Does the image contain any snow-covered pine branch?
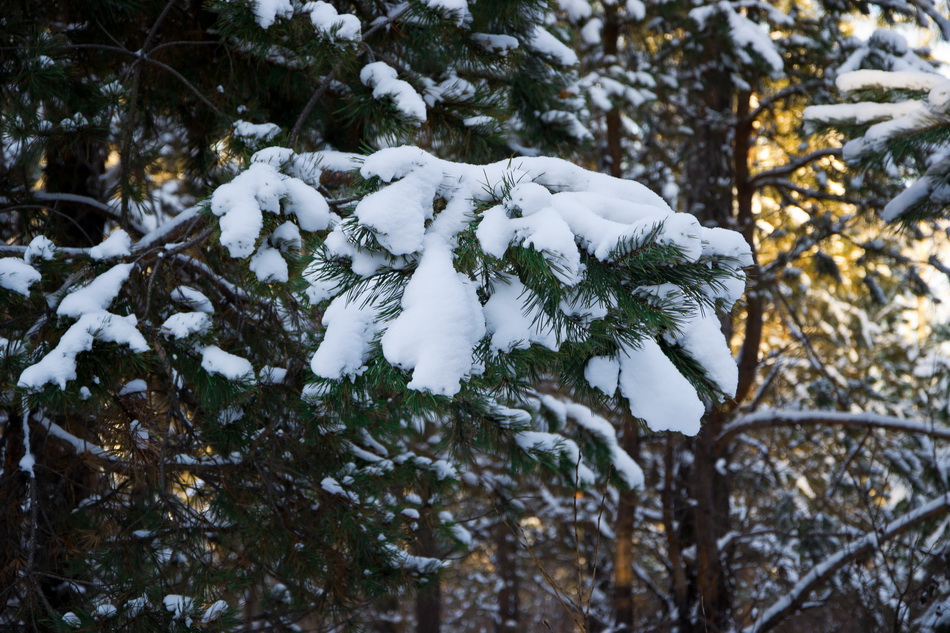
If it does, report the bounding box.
[238,145,753,435]
[746,493,950,633]
[718,409,950,445]
[804,29,950,222]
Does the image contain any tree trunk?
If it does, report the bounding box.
[612,417,639,631]
[601,4,623,178]
[495,519,520,633]
[416,505,442,633]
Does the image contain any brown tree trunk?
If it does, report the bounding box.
[416,505,442,633]
[602,4,623,178]
[495,519,520,633]
[612,417,639,631]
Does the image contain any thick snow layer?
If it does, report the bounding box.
[671,310,739,397]
[585,355,620,395]
[24,235,56,264]
[558,0,592,21]
[57,263,133,318]
[250,245,289,283]
[360,62,427,124]
[311,291,384,379]
[381,239,486,395]
[618,339,705,435]
[355,165,441,255]
[245,0,293,28]
[307,146,749,428]
[837,69,944,93]
[305,2,360,41]
[211,159,331,258]
[200,345,255,382]
[527,26,578,66]
[88,229,131,260]
[18,312,149,390]
[803,100,922,124]
[161,312,211,339]
[0,257,41,296]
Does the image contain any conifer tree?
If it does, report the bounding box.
[0,1,752,630]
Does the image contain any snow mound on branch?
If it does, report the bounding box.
[244,0,293,28]
[527,26,578,66]
[210,156,332,264]
[58,264,133,318]
[422,0,471,25]
[618,339,704,435]
[381,239,486,396]
[18,312,149,390]
[307,146,750,433]
[201,346,255,382]
[25,235,56,264]
[161,312,211,339]
[172,286,214,313]
[805,66,950,222]
[360,62,427,124]
[88,229,131,260]
[305,2,360,41]
[0,257,41,296]
[311,289,385,379]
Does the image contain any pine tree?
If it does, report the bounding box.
[0,1,752,630]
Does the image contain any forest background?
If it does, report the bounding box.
[1,0,950,632]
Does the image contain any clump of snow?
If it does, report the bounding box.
[836,69,943,93]
[88,229,131,260]
[311,291,384,379]
[161,312,211,339]
[62,613,81,628]
[305,1,361,40]
[483,274,560,352]
[163,595,194,627]
[19,312,149,390]
[0,257,41,296]
[201,600,228,624]
[171,286,214,313]
[471,33,519,55]
[118,378,147,396]
[200,346,255,382]
[249,245,289,282]
[558,0,592,21]
[24,235,56,264]
[233,120,281,143]
[618,339,705,435]
[210,158,331,259]
[527,26,578,66]
[381,239,487,396]
[360,62,427,124]
[422,0,471,25]
[259,365,287,384]
[57,263,133,318]
[245,0,293,28]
